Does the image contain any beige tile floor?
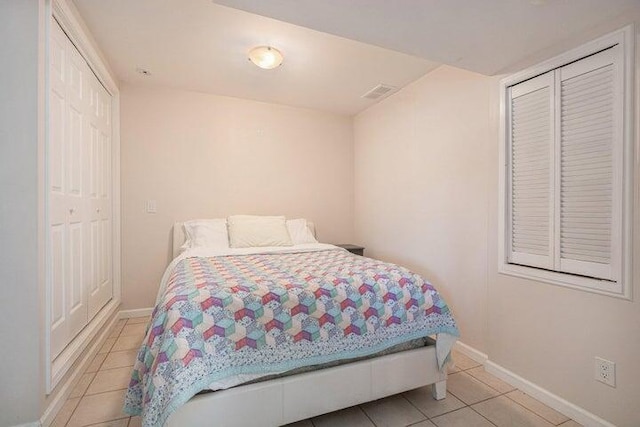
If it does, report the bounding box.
[53,318,582,427]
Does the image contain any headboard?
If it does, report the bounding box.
[172,220,317,259]
[172,222,187,259]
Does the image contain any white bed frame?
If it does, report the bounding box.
[167,222,447,426]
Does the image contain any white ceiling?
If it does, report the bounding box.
[72,0,439,116]
[213,0,640,75]
[73,0,640,116]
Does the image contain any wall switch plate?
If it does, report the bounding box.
[146,200,157,214]
[595,357,616,387]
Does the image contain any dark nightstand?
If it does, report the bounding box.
[335,244,365,256]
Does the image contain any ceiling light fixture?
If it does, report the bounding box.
[248,46,284,70]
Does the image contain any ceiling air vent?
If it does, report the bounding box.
[362,84,396,100]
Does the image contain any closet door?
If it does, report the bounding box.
[50,20,113,358]
[50,20,90,359]
[507,71,555,270]
[557,46,621,281]
[87,75,113,319]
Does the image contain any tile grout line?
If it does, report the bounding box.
[467,404,500,427]
[455,358,577,425]
[402,390,436,421]
[396,393,429,424]
[64,322,129,427]
[82,415,130,427]
[501,392,566,426]
[454,375,577,427]
[64,371,98,427]
[458,361,569,426]
[454,369,569,426]
[83,386,130,398]
[357,403,379,426]
[451,363,517,398]
[450,387,513,406]
[94,364,136,372]
[400,361,504,423]
[406,418,431,427]
[448,356,500,427]
[60,398,81,427]
[428,364,512,426]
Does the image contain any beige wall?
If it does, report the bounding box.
[0,1,44,425]
[484,35,640,427]
[120,85,354,310]
[354,65,495,353]
[354,52,640,425]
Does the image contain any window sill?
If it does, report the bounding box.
[498,262,630,301]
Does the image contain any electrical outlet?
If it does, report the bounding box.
[595,357,616,387]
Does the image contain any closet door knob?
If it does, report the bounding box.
[96,208,100,213]
[69,208,75,215]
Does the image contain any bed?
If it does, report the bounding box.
[124,219,459,426]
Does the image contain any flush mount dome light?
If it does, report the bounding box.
[248,46,284,69]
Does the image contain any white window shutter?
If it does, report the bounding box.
[557,46,621,281]
[507,72,555,269]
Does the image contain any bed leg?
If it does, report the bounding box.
[432,380,447,400]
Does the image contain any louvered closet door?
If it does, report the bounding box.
[557,46,621,281]
[507,72,555,269]
[50,21,90,359]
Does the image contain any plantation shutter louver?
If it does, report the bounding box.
[508,72,555,269]
[557,46,621,281]
[500,28,630,297]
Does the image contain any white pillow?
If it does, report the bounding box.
[227,215,293,248]
[182,219,229,250]
[286,219,318,244]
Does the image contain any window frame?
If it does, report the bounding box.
[498,25,634,300]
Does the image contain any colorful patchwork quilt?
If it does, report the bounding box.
[123,248,459,426]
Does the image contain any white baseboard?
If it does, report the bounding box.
[484,361,614,427]
[453,341,488,365]
[451,339,614,427]
[119,307,154,319]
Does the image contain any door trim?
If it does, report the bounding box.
[45,0,121,393]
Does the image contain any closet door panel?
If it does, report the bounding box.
[49,22,68,359]
[507,72,555,269]
[87,73,113,319]
[68,30,90,340]
[50,20,89,357]
[50,224,66,359]
[558,46,620,280]
[67,103,83,196]
[68,221,85,338]
[50,31,65,196]
[87,118,100,314]
[100,84,112,301]
[49,93,65,194]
